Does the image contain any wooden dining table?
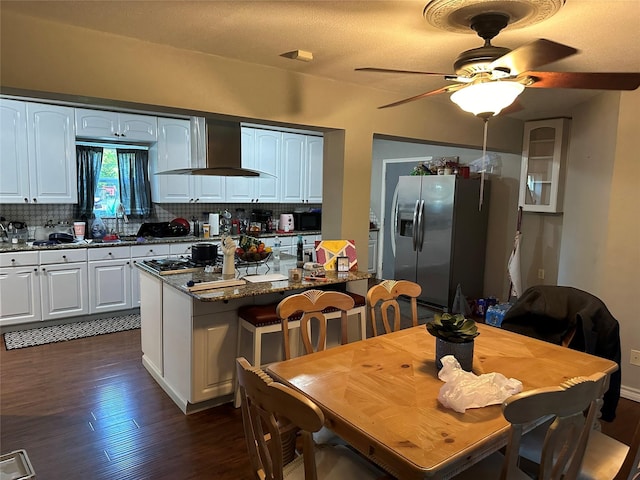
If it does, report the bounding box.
[267,323,618,480]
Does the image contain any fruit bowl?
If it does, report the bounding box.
[235,234,273,264]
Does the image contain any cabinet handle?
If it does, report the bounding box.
[149,249,153,253]
[127,261,130,265]
[62,255,66,259]
[11,259,15,263]
[33,198,37,203]
[33,268,37,272]
[41,267,46,272]
[23,198,28,203]
[108,252,112,256]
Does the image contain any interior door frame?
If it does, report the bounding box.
[379,157,432,279]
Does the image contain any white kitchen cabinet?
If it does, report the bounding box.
[130,244,171,307]
[368,230,379,275]
[226,127,280,203]
[0,99,30,203]
[519,118,571,213]
[0,99,77,204]
[75,108,157,142]
[39,249,88,321]
[0,252,41,325]
[88,247,131,313]
[151,117,225,203]
[280,132,323,203]
[160,282,254,411]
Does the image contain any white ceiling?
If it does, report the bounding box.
[2,0,639,120]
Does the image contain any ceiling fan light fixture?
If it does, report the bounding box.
[450,81,525,116]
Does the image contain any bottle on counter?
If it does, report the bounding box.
[273,236,281,272]
[296,234,304,267]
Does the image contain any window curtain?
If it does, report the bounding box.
[75,145,103,219]
[116,149,152,218]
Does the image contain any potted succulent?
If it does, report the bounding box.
[426,313,479,372]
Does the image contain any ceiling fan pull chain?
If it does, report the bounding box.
[479,118,488,211]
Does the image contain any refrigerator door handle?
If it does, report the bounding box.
[391,183,400,258]
[412,199,420,251]
[417,199,425,252]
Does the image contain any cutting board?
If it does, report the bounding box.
[186,279,246,292]
[243,274,288,283]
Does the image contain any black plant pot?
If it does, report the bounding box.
[435,337,474,372]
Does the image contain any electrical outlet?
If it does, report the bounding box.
[537,269,545,280]
[631,349,640,366]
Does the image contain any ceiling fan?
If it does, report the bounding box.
[356,12,640,116]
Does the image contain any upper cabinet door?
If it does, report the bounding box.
[75,108,157,142]
[26,103,77,204]
[75,108,119,138]
[305,136,323,203]
[519,118,570,213]
[225,127,257,202]
[0,99,30,203]
[151,117,193,203]
[118,113,157,142]
[280,133,306,203]
[253,129,281,202]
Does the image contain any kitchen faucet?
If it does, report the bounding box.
[115,203,129,235]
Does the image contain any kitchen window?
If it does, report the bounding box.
[75,142,152,221]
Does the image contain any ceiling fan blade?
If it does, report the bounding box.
[378,84,463,109]
[497,99,524,116]
[490,39,578,76]
[355,67,451,76]
[521,71,640,90]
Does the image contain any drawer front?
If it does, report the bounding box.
[88,246,131,261]
[0,251,39,267]
[169,243,194,256]
[40,249,87,265]
[131,244,171,258]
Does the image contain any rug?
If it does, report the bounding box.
[3,314,140,350]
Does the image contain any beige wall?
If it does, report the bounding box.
[2,10,638,395]
[0,10,522,264]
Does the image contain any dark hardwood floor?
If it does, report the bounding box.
[1,328,638,479]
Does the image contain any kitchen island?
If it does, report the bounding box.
[136,256,370,414]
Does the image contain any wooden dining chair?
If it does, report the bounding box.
[452,372,607,480]
[366,279,422,336]
[277,289,355,360]
[235,357,389,479]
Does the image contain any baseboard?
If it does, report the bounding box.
[621,385,640,403]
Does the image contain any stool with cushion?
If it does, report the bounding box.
[453,372,607,480]
[236,357,390,479]
[367,279,422,336]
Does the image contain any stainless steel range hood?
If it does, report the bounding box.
[155,118,261,177]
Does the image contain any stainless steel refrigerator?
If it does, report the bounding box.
[392,175,489,310]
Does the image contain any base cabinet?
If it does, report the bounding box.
[88,247,131,313]
[0,265,41,324]
[39,249,88,321]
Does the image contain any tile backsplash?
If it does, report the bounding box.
[1,203,321,238]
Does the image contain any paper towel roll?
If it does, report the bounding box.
[209,213,220,235]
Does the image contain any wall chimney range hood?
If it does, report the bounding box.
[155,118,262,177]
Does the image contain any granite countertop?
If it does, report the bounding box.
[136,255,371,303]
[0,231,321,253]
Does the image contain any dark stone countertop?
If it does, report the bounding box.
[0,231,321,253]
[136,255,371,303]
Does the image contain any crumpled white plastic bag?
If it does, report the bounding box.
[437,355,523,413]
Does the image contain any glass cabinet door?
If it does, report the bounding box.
[519,118,570,213]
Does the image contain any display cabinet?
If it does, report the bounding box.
[519,118,571,213]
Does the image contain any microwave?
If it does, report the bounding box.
[293,211,322,231]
